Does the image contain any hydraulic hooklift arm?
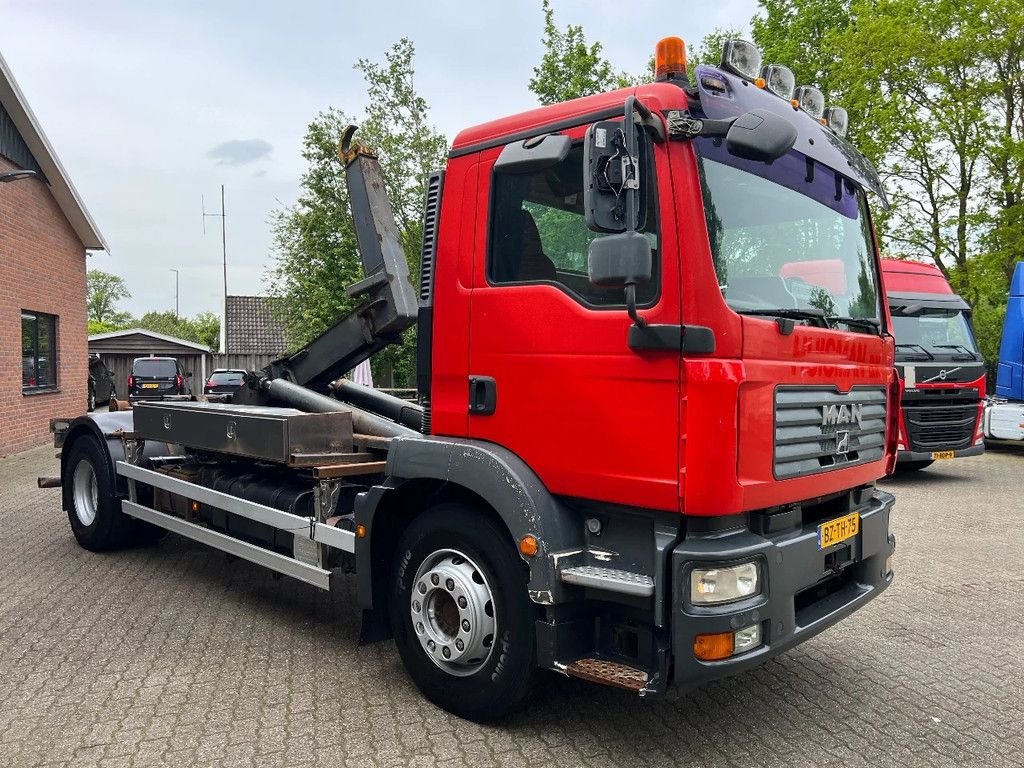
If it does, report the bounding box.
[262,126,418,392]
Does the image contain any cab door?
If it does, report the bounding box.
[466,126,682,512]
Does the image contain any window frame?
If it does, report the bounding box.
[21,309,59,394]
[484,130,662,312]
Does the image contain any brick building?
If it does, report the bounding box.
[0,52,106,455]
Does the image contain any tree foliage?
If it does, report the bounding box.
[267,39,447,387]
[754,0,1024,365]
[134,311,221,351]
[87,269,132,326]
[529,0,641,104]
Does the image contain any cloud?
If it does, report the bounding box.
[206,138,273,165]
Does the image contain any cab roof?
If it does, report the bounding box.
[880,258,954,296]
[450,83,688,158]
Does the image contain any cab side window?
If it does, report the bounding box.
[488,143,659,307]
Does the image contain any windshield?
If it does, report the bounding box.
[209,371,244,384]
[134,359,177,378]
[696,140,880,329]
[890,309,979,359]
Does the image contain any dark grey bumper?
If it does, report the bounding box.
[898,444,984,462]
[670,489,895,688]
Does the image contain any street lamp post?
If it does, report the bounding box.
[170,269,179,317]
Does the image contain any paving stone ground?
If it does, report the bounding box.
[2,442,1023,767]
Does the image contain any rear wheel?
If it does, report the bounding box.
[898,460,934,472]
[389,503,536,721]
[63,437,133,551]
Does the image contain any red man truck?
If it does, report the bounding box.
[48,37,898,720]
[881,259,986,471]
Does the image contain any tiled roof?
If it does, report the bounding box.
[225,295,288,355]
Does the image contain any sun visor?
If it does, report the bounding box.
[694,65,889,208]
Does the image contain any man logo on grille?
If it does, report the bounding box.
[835,430,850,454]
[821,403,864,429]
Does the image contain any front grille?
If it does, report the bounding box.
[903,403,976,450]
[774,387,888,480]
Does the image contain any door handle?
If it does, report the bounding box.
[468,376,497,415]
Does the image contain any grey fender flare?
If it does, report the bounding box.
[354,435,584,607]
[60,411,176,498]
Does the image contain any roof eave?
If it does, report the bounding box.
[0,51,107,252]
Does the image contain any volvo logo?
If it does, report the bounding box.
[923,367,961,383]
[821,403,864,429]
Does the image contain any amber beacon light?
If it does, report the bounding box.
[655,36,687,80]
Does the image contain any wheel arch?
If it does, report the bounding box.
[354,436,584,631]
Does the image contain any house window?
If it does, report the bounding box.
[22,311,58,392]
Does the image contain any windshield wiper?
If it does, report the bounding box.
[831,316,881,334]
[895,343,935,360]
[931,343,979,360]
[737,308,830,327]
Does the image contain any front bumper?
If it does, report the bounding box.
[670,488,895,688]
[897,444,984,463]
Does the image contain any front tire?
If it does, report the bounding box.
[389,503,536,721]
[63,437,133,551]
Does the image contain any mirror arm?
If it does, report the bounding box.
[665,111,736,141]
[625,284,646,328]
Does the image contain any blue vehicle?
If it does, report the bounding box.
[984,262,1024,441]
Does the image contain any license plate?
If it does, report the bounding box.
[818,512,860,549]
[142,383,159,389]
[931,450,955,460]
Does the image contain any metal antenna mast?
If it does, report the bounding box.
[202,185,227,351]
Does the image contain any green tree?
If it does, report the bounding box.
[267,39,447,387]
[529,0,638,104]
[134,310,220,352]
[87,269,132,326]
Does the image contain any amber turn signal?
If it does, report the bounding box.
[655,36,687,80]
[693,631,734,661]
[519,534,539,557]
[356,523,367,539]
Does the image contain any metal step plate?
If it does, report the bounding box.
[559,565,654,597]
[566,658,649,693]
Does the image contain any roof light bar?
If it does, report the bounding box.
[760,64,796,101]
[794,85,826,121]
[720,40,762,82]
[825,107,849,139]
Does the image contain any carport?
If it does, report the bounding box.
[87,329,209,397]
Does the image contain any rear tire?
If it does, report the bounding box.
[898,460,934,472]
[389,503,536,721]
[63,437,134,551]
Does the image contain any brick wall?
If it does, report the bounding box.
[0,154,88,455]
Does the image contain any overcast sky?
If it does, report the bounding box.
[2,0,758,319]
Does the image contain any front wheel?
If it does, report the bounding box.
[389,503,536,721]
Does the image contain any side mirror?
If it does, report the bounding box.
[583,120,648,233]
[588,231,653,286]
[725,109,798,163]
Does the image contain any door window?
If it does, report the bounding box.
[488,143,659,307]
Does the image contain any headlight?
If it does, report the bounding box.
[794,85,826,120]
[690,561,760,604]
[720,40,762,82]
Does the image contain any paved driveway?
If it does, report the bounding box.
[1,443,1022,767]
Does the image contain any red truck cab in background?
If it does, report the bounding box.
[880,259,986,470]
